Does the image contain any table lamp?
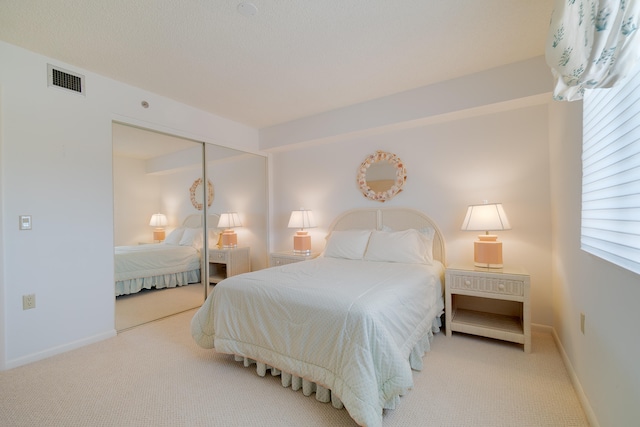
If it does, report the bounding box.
[288,209,316,254]
[461,202,511,268]
[149,213,167,242]
[218,212,242,248]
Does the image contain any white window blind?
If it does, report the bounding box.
[582,63,640,275]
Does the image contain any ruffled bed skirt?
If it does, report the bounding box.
[235,314,442,412]
[236,355,346,409]
[115,269,201,296]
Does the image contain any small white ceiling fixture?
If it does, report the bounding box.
[237,2,258,17]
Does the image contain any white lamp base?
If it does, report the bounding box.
[474,235,503,268]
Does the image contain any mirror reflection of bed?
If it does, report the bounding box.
[112,123,268,331]
[114,215,219,331]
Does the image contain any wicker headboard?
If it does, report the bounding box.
[182,213,221,229]
[327,208,446,264]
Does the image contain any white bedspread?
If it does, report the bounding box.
[191,257,444,427]
[115,244,200,282]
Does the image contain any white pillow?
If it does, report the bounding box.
[164,228,185,245]
[378,226,435,263]
[323,230,372,260]
[364,229,431,264]
[179,228,203,248]
[417,227,435,263]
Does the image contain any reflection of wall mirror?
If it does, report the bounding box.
[357,150,406,202]
[190,178,214,210]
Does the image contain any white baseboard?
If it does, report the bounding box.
[531,323,553,334]
[4,329,117,370]
[547,325,600,427]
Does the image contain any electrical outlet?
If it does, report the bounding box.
[19,215,32,230]
[580,312,585,334]
[22,294,36,310]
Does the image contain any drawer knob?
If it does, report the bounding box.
[464,280,472,288]
[498,284,505,291]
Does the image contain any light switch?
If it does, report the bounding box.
[19,215,32,230]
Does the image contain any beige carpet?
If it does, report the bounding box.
[115,283,210,331]
[0,310,589,426]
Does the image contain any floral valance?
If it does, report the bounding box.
[546,0,640,101]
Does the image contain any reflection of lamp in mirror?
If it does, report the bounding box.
[288,209,316,254]
[218,212,242,248]
[461,202,511,268]
[149,213,168,243]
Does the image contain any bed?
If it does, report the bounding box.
[191,208,446,427]
[115,214,220,296]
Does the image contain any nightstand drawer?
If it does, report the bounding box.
[269,251,320,267]
[210,251,230,263]
[449,274,524,296]
[271,257,300,266]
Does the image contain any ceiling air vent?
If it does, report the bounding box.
[47,64,85,95]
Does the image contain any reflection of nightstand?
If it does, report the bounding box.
[209,247,250,284]
[445,264,531,353]
[270,251,320,267]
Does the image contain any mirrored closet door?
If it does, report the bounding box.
[112,123,268,331]
[112,123,207,331]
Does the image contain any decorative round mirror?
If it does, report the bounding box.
[357,150,406,202]
[189,178,214,210]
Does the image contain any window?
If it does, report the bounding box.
[582,64,640,275]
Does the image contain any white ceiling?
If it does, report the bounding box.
[0,0,554,129]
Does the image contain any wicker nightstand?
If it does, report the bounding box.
[445,264,531,352]
[269,251,319,267]
[209,247,251,284]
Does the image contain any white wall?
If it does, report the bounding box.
[113,155,165,246]
[156,154,269,270]
[271,103,553,326]
[204,154,269,270]
[549,100,640,426]
[0,41,260,369]
[261,57,553,150]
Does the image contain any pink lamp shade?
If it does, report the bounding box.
[218,212,242,248]
[288,209,316,254]
[461,203,511,268]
